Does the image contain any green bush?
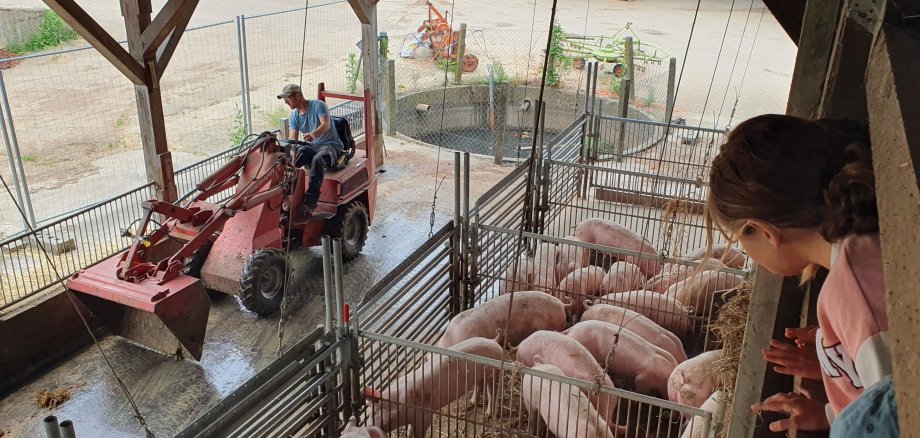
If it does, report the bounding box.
[546,24,571,86]
[345,53,362,94]
[7,11,79,54]
[228,104,248,146]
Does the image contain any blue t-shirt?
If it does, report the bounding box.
[290,100,344,150]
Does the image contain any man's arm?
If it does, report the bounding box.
[305,116,332,141]
[289,129,301,140]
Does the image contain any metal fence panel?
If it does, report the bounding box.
[244,2,363,134]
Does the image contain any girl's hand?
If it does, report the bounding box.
[751,391,830,432]
[763,338,822,380]
[785,326,818,347]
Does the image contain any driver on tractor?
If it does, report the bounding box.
[278,83,344,214]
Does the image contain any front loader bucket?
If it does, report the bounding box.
[66,257,210,360]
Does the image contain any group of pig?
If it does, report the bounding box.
[345,218,747,438]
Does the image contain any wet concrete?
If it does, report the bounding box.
[0,137,511,438]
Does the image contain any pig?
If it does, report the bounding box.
[435,291,568,349]
[532,242,559,291]
[684,244,746,270]
[555,236,589,282]
[564,321,677,397]
[341,416,386,438]
[666,271,745,315]
[557,266,606,315]
[516,330,619,429]
[499,257,535,294]
[581,302,688,362]
[521,361,617,438]
[667,349,722,408]
[679,390,727,438]
[574,218,662,278]
[365,337,505,438]
[644,263,690,293]
[597,291,693,337]
[601,262,645,294]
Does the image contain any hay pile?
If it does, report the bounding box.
[35,382,85,409]
[36,387,72,409]
[708,281,752,438]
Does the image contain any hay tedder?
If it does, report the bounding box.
[560,23,668,75]
[65,85,377,360]
[411,0,479,72]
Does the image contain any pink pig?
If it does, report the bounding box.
[499,257,535,294]
[564,320,677,397]
[435,291,568,348]
[602,261,645,294]
[574,218,662,278]
[581,302,687,362]
[597,291,694,337]
[555,236,589,282]
[364,337,504,438]
[521,361,617,438]
[341,416,386,438]
[516,330,619,431]
[557,266,606,315]
[532,242,559,292]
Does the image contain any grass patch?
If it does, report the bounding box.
[6,11,79,54]
[644,87,657,107]
[257,105,290,130]
[228,104,248,146]
[22,155,37,162]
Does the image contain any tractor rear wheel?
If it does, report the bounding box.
[326,201,369,262]
[239,248,288,316]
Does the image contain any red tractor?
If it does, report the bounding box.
[66,85,378,360]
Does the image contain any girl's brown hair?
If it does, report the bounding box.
[704,114,877,276]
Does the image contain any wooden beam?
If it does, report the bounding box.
[785,0,843,118]
[866,23,920,435]
[347,0,371,24]
[141,0,198,57]
[155,16,191,77]
[123,0,178,202]
[41,0,145,85]
[726,265,783,438]
[818,1,874,120]
[763,0,805,44]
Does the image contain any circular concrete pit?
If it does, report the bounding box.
[395,85,656,159]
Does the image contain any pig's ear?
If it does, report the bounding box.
[363,386,382,400]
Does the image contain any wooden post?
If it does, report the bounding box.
[665,57,677,122]
[122,0,177,202]
[615,78,631,161]
[350,0,385,166]
[817,0,876,120]
[384,59,396,135]
[454,23,468,84]
[494,83,507,164]
[866,23,920,435]
[785,0,844,118]
[623,36,634,103]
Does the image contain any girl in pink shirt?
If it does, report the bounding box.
[703,114,891,433]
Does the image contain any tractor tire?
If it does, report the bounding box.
[326,201,369,262]
[239,248,289,316]
[182,242,226,301]
[612,63,626,78]
[573,58,586,71]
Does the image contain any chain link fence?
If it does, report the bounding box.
[384,25,676,160]
[0,1,362,310]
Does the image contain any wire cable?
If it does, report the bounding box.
[0,173,155,437]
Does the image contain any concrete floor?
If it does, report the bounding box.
[0,137,511,438]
